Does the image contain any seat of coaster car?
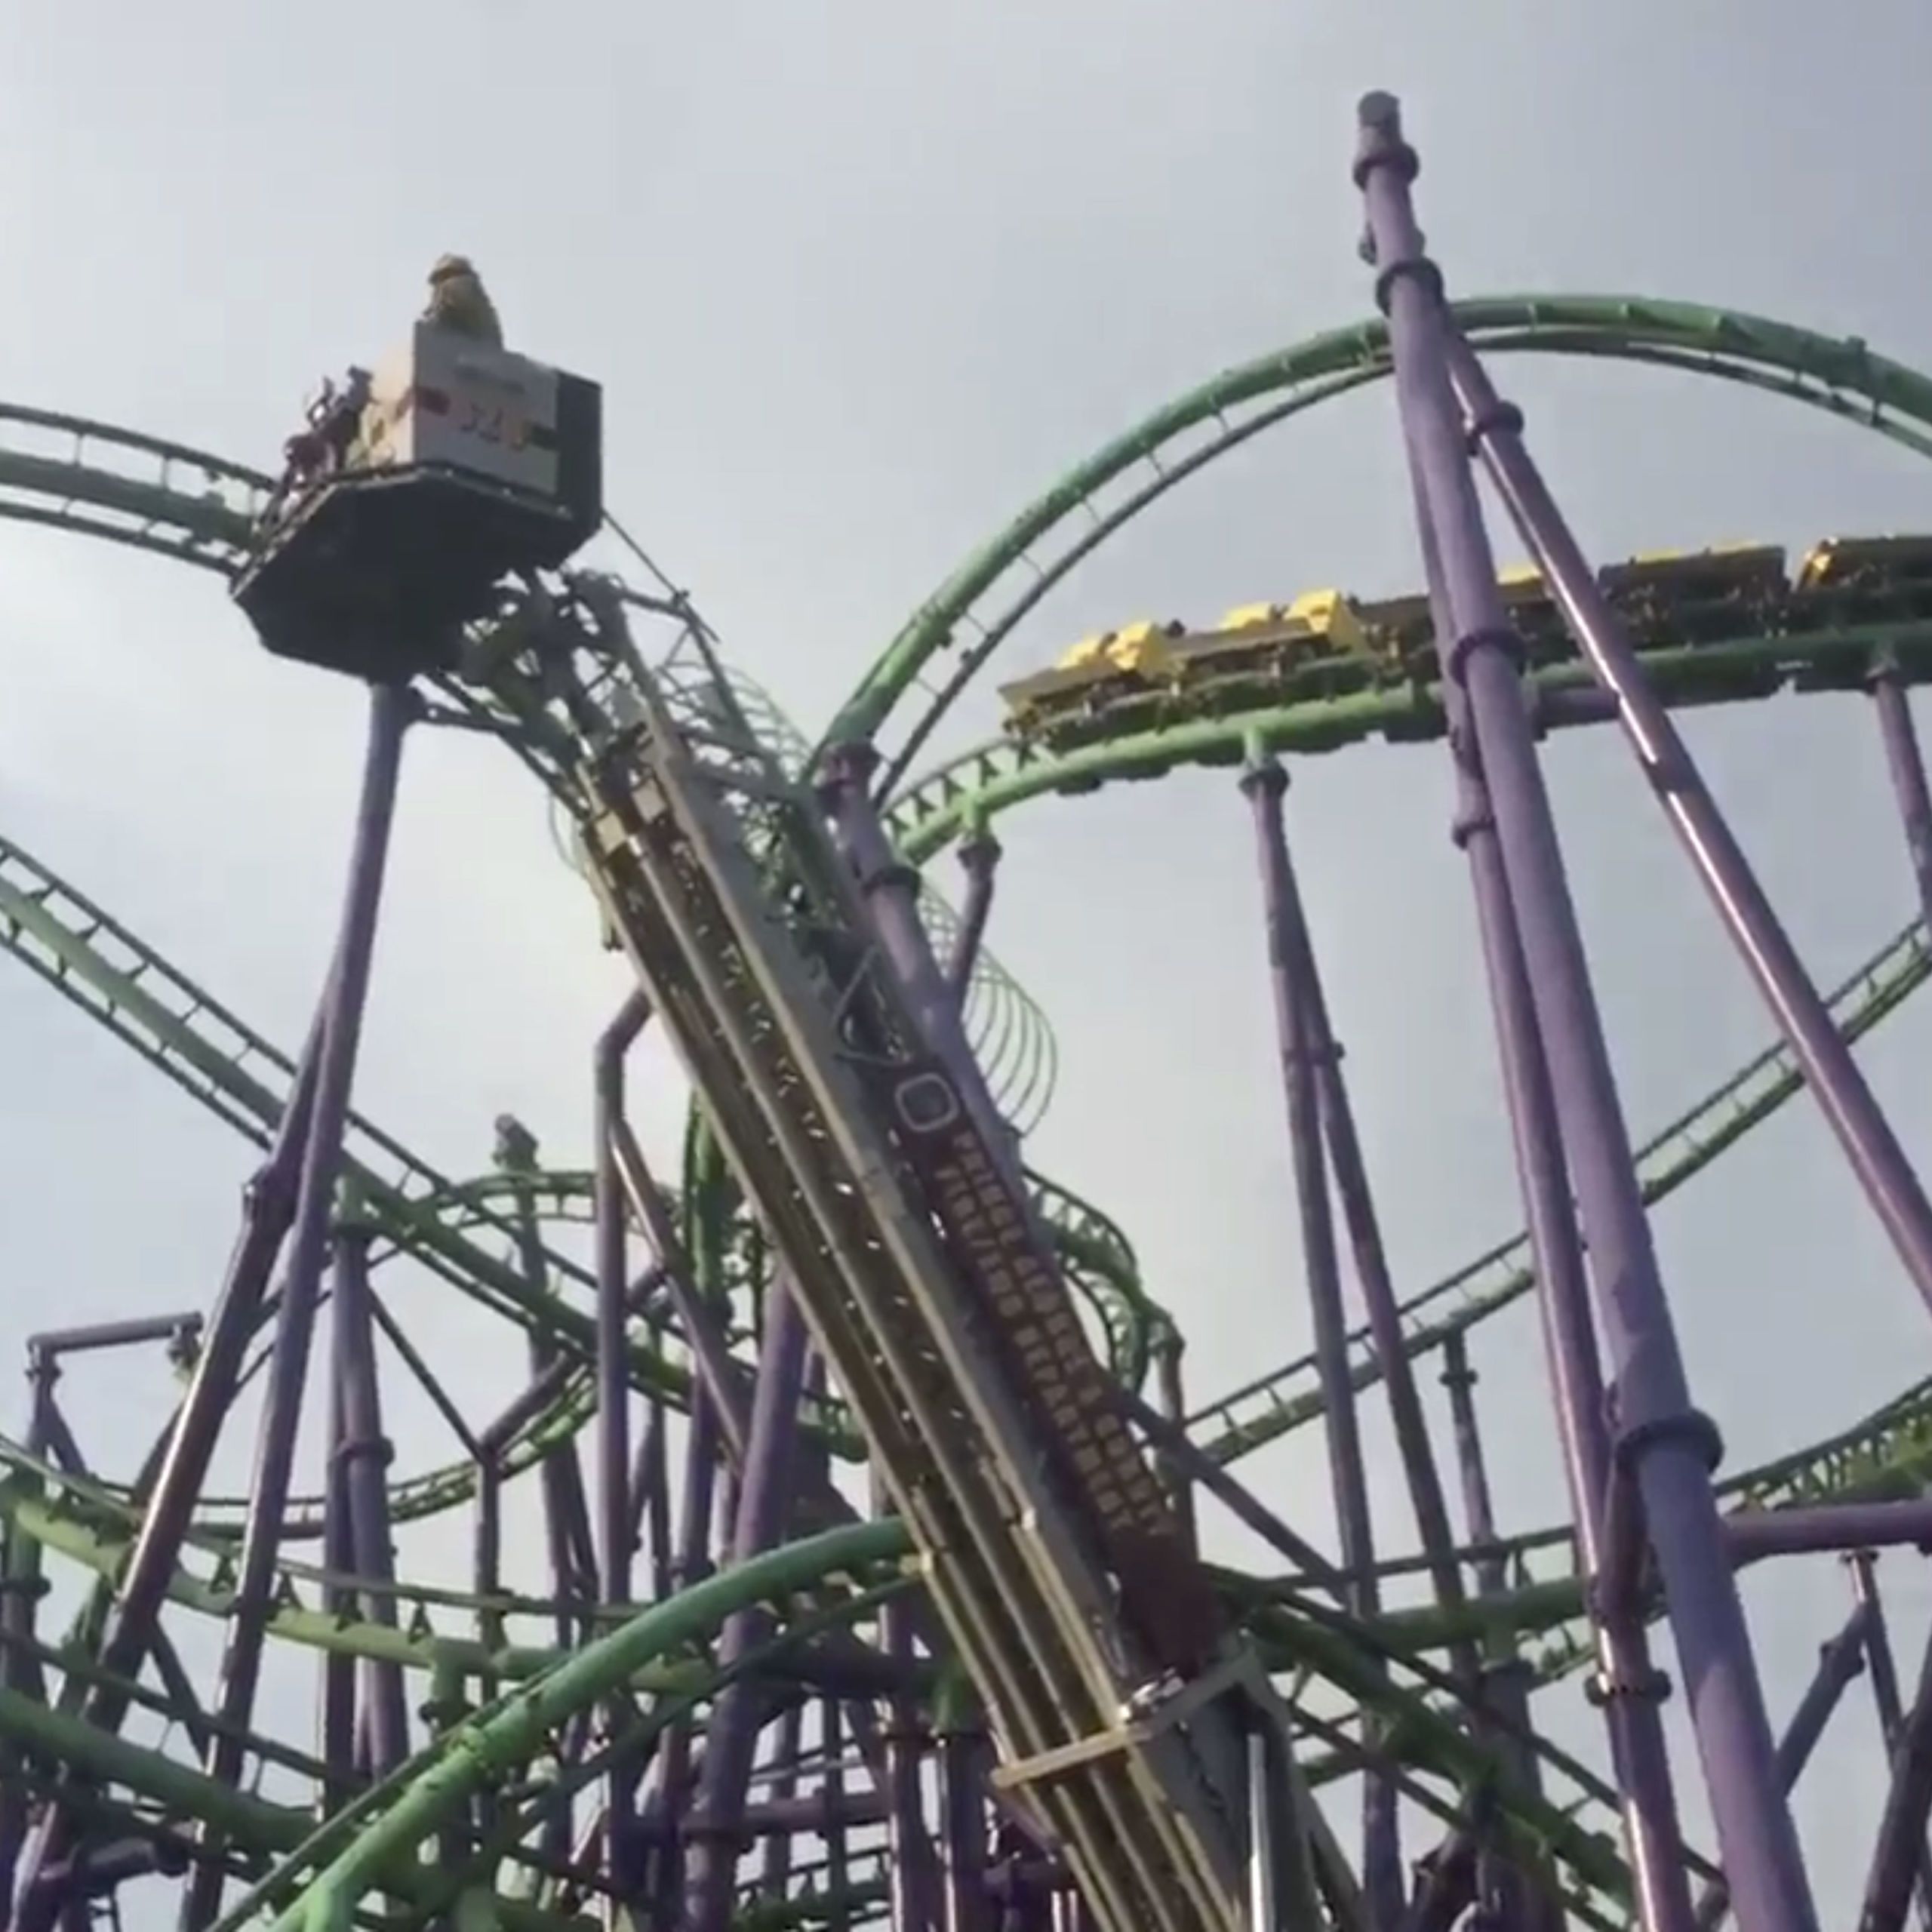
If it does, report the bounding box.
[234,322,602,681]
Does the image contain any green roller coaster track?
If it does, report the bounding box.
[2,293,1931,1922]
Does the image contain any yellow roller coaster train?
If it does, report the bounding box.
[999,534,1932,749]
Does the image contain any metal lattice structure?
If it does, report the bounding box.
[5,93,1932,1932]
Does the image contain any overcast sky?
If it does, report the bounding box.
[3,0,1932,1920]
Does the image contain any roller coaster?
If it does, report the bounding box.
[3,90,1932,1932]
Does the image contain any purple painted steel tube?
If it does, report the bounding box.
[474,1355,574,1664]
[500,1119,602,1654]
[699,1792,892,1836]
[1247,755,1475,1670]
[632,1383,672,1604]
[594,991,650,1608]
[875,1469,939,1932]
[182,678,410,1930]
[673,1395,724,1604]
[609,1118,751,1468]
[1441,1335,1503,1602]
[1598,1461,1647,1626]
[1447,334,1932,1317]
[1245,769,1379,1583]
[1860,1601,1932,1932]
[1152,1328,1198,1551]
[1730,1501,1932,1562]
[1441,1331,1555,1932]
[643,1386,719,1928]
[1848,1554,1932,1932]
[0,1365,57,1912]
[1239,757,1401,1925]
[1873,666,1932,931]
[938,1707,994,1932]
[1383,131,1690,1932]
[482,1358,578,1462]
[62,1011,322,1730]
[1119,1391,1340,1584]
[1357,92,1813,1932]
[329,1223,409,1774]
[821,743,1021,1183]
[32,1401,87,1481]
[592,989,649,1899]
[682,1279,811,1932]
[625,1275,674,1595]
[27,1315,201,1359]
[822,1699,852,1926]
[1466,785,1694,1932]
[1406,1829,1480,1932]
[946,828,1001,995]
[1696,1604,1872,1931]
[318,1362,356,1811]
[758,1702,805,1895]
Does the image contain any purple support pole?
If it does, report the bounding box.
[328,1220,409,1775]
[29,1396,87,1481]
[1848,1554,1932,1932]
[1694,1604,1870,1930]
[1121,1390,1340,1583]
[47,1013,322,1749]
[1405,1829,1480,1932]
[758,1703,805,1896]
[32,1398,88,1481]
[11,1363,52,1710]
[631,1377,672,1604]
[1243,755,1380,1598]
[874,1469,938,1932]
[639,1783,894,1847]
[593,989,650,1900]
[472,1460,505,1664]
[1446,337,1932,1318]
[318,1361,357,1810]
[1152,1327,1198,1551]
[594,990,651,1610]
[620,1263,673,1598]
[1246,755,1475,1667]
[820,744,1019,1184]
[945,826,1001,995]
[644,1390,721,1929]
[498,1121,601,1657]
[473,1358,575,1660]
[937,1695,993,1932]
[1238,757,1401,1924]
[1378,133,1690,1932]
[672,1396,723,1606]
[610,1118,752,1467]
[823,1699,851,1921]
[1453,654,1692,1932]
[1440,1334,1503,1601]
[0,1358,57,1912]
[28,1316,202,1359]
[1357,93,1813,1932]
[1860,1599,1932,1932]
[1873,664,1932,930]
[683,1278,812,1932]
[180,679,410,1930]
[1730,1503,1932,1563]
[1441,1331,1555,1932]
